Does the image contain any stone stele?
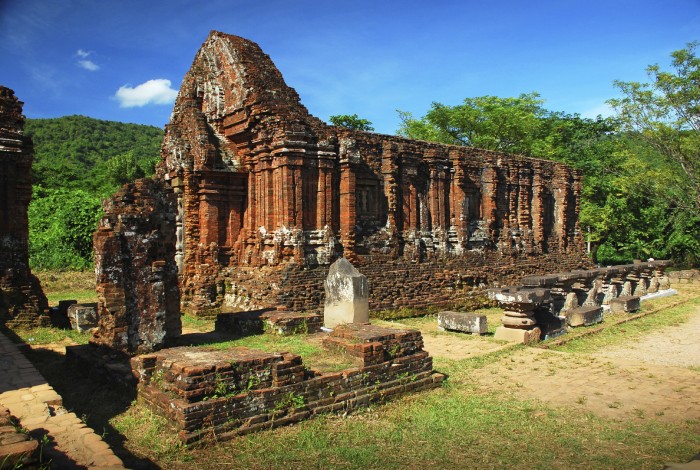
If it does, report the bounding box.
[324,258,369,328]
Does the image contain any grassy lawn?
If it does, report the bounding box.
[34,269,97,306]
[8,273,700,468]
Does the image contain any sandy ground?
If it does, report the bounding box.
[424,304,700,424]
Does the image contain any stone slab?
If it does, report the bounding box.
[609,295,641,314]
[437,311,488,335]
[567,306,604,327]
[67,303,98,332]
[493,326,541,344]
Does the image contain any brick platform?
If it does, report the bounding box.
[131,326,443,443]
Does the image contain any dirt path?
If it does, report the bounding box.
[426,305,700,424]
[593,310,700,367]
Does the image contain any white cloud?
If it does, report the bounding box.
[581,102,615,119]
[114,79,178,108]
[75,49,99,71]
[78,59,99,71]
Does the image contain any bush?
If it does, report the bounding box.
[29,187,102,270]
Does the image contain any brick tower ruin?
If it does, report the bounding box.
[96,31,591,321]
[0,86,49,327]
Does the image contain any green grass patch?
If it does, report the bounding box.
[35,269,97,306]
[181,313,215,332]
[12,326,91,345]
[155,386,699,469]
[205,334,355,373]
[375,307,504,336]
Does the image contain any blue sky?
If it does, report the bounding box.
[1,0,698,135]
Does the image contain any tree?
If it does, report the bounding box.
[28,187,102,270]
[329,114,375,131]
[608,42,700,212]
[397,92,548,154]
[105,150,146,186]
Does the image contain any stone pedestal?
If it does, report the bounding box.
[488,287,550,344]
[566,306,604,327]
[609,296,641,314]
[494,326,541,344]
[323,258,369,328]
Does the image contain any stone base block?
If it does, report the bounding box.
[494,326,541,344]
[323,300,369,329]
[533,309,568,340]
[609,296,641,314]
[437,311,488,335]
[567,306,604,327]
[67,303,98,332]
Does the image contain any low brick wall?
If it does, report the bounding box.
[131,326,443,443]
[217,251,592,315]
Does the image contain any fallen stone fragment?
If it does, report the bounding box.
[609,295,641,313]
[566,305,604,327]
[437,311,488,335]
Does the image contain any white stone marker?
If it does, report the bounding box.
[323,258,369,328]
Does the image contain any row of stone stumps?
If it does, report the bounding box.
[487,260,673,344]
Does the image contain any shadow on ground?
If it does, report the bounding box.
[2,327,159,470]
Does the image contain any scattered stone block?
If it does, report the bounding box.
[437,311,488,335]
[533,309,567,340]
[566,306,604,327]
[494,326,541,344]
[323,258,369,328]
[609,295,641,314]
[67,303,98,332]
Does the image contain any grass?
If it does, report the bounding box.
[10,272,700,468]
[375,307,504,336]
[204,334,356,373]
[181,313,215,332]
[34,269,97,306]
[553,291,700,354]
[11,326,91,345]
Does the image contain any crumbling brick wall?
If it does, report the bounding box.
[0,86,48,327]
[92,178,180,354]
[105,31,590,316]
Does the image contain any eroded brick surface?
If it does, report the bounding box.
[146,31,590,316]
[131,327,442,444]
[0,86,48,327]
[91,179,180,354]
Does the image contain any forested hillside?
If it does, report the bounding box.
[26,116,163,270]
[26,115,163,195]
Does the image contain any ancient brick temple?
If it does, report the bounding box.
[98,31,590,319]
[0,86,48,327]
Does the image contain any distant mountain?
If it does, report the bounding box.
[25,115,164,196]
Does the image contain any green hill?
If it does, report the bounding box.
[25,115,164,270]
[25,115,163,196]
